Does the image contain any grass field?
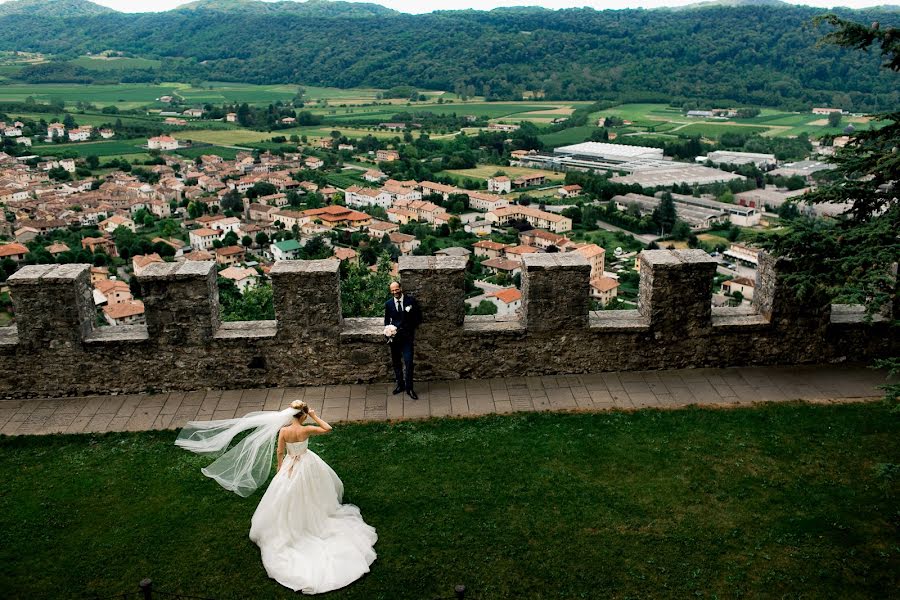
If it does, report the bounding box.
[538,126,596,147]
[32,138,148,157]
[674,123,773,139]
[1,402,897,599]
[311,101,590,123]
[69,56,162,71]
[172,128,274,146]
[445,165,565,182]
[6,111,163,129]
[297,126,405,140]
[0,83,178,109]
[593,103,884,139]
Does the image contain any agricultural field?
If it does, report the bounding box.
[68,56,162,71]
[172,125,401,147]
[322,102,585,121]
[295,126,406,140]
[593,103,886,140]
[172,128,277,146]
[538,126,596,147]
[673,123,772,138]
[445,165,565,182]
[0,83,178,110]
[32,138,148,157]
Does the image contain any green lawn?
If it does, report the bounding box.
[1,402,897,599]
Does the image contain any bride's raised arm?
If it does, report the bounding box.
[307,409,332,435]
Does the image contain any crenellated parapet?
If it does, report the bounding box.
[0,250,895,398]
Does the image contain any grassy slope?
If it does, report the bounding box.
[1,403,897,599]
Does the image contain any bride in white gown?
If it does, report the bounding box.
[176,400,377,594]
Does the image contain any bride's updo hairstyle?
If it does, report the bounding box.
[290,400,309,419]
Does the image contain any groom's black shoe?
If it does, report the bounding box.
[392,385,405,395]
[406,389,418,400]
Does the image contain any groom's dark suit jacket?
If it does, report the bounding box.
[384,294,422,340]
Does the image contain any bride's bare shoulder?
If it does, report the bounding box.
[280,424,312,443]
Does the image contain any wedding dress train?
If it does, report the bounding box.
[249,439,377,594]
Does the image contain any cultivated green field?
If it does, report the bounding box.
[32,138,148,157]
[317,102,585,122]
[0,83,178,109]
[674,123,773,138]
[595,103,886,140]
[69,56,162,71]
[538,126,596,146]
[172,128,275,145]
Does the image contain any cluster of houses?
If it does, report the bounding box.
[473,229,619,307]
[1,133,608,329]
[0,120,115,148]
[343,174,573,236]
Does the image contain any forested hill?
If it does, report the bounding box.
[0,3,897,111]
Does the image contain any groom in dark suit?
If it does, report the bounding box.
[384,281,422,399]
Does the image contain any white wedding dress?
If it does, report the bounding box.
[249,439,378,594]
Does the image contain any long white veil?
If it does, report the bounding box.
[176,407,296,497]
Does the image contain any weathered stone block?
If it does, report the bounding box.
[399,255,467,327]
[522,252,590,332]
[7,263,94,349]
[639,249,717,338]
[270,259,341,338]
[139,260,219,345]
[754,251,831,327]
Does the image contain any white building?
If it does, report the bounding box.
[487,288,522,316]
[703,151,776,169]
[487,176,511,194]
[148,135,179,151]
[189,227,222,251]
[486,205,572,233]
[68,127,92,142]
[554,142,664,161]
[103,300,145,326]
[272,239,302,261]
[219,266,259,293]
[345,186,393,210]
[210,216,242,235]
[465,191,509,212]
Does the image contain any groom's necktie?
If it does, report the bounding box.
[395,299,401,313]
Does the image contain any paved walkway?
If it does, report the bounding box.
[0,364,889,437]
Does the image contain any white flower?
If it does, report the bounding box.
[404,305,411,312]
[383,324,398,338]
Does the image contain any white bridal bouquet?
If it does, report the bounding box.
[383,324,398,343]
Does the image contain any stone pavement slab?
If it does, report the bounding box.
[0,364,890,436]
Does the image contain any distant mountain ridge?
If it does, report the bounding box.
[668,0,789,10]
[0,1,896,111]
[174,0,397,17]
[0,0,114,16]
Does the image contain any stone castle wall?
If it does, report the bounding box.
[0,250,895,398]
